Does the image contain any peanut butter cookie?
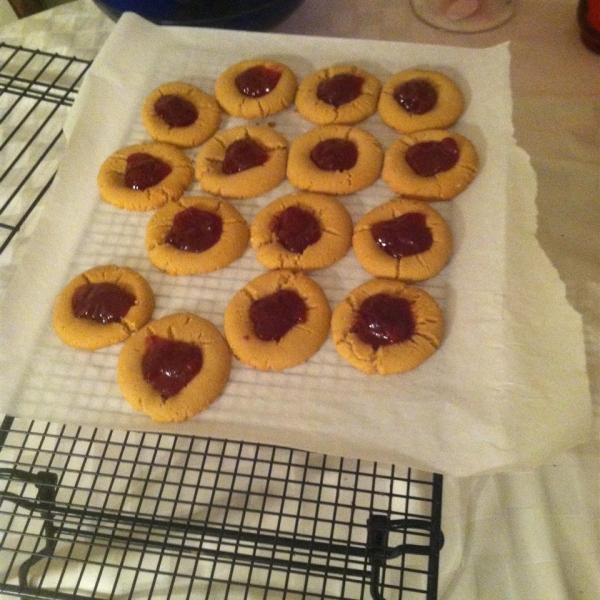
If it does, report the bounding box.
[331,278,443,375]
[251,192,352,271]
[353,198,452,281]
[287,125,383,195]
[295,65,381,125]
[146,196,249,275]
[117,312,231,423]
[215,59,297,119]
[97,142,193,211]
[382,129,478,201]
[52,265,155,350]
[378,69,465,134]
[195,125,288,199]
[224,269,331,371]
[142,81,221,148]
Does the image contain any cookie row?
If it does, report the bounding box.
[144,192,452,283]
[137,62,464,136]
[98,124,478,209]
[52,266,443,422]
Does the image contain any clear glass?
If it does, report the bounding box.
[410,0,514,33]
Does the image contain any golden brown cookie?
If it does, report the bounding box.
[117,312,231,423]
[97,142,193,211]
[214,59,297,119]
[251,192,352,271]
[52,265,155,351]
[195,125,288,199]
[141,81,221,148]
[353,198,452,282]
[145,196,249,275]
[331,278,443,375]
[382,129,478,201]
[378,69,465,134]
[287,125,383,195]
[295,65,382,125]
[224,270,331,371]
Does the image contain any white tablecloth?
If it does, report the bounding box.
[1,1,598,599]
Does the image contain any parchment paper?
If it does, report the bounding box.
[0,13,591,476]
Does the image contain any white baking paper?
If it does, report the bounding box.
[0,13,591,476]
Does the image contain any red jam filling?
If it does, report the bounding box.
[393,78,438,115]
[235,65,282,98]
[141,335,203,400]
[273,206,322,254]
[222,138,269,174]
[316,73,365,107]
[71,282,135,324]
[371,212,433,258]
[165,207,223,253]
[124,152,172,190]
[154,94,198,128]
[351,293,415,350]
[249,289,307,342]
[405,137,459,177]
[310,138,358,172]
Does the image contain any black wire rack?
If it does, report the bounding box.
[0,43,444,600]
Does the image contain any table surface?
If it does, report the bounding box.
[1,1,598,599]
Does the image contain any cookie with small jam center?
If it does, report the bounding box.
[378,69,465,134]
[287,125,383,195]
[215,59,297,119]
[97,142,193,211]
[296,65,382,125]
[353,198,452,281]
[52,265,155,350]
[382,129,478,201]
[331,278,443,375]
[195,125,288,199]
[146,196,249,275]
[117,312,231,423]
[142,81,221,148]
[224,270,331,371]
[251,192,352,272]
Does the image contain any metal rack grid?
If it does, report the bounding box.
[0,43,444,599]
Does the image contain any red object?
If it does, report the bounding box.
[579,0,600,53]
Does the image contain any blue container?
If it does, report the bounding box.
[92,0,306,30]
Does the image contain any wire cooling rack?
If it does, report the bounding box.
[0,43,444,599]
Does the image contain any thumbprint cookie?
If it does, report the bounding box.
[117,312,231,423]
[295,65,381,125]
[215,59,297,119]
[142,81,221,148]
[251,192,352,271]
[331,278,444,375]
[52,265,155,350]
[378,68,465,134]
[195,126,288,199]
[224,269,331,371]
[97,142,193,211]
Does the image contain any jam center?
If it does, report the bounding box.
[165,207,223,253]
[310,138,358,172]
[371,212,433,258]
[405,137,460,177]
[273,206,322,254]
[249,289,307,342]
[393,78,438,115]
[316,73,365,107]
[124,152,172,190]
[352,293,416,350]
[154,94,198,128]
[72,282,135,324]
[235,65,282,98]
[222,138,269,174]
[142,335,203,400]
